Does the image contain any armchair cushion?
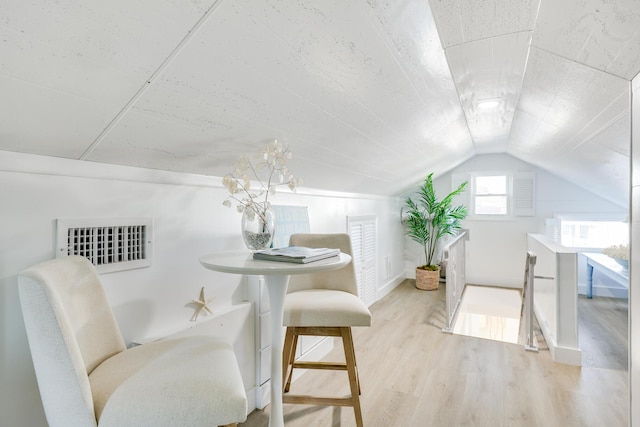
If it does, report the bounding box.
[90,336,247,427]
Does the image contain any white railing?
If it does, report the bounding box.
[521,251,541,352]
[442,230,469,333]
[527,234,581,365]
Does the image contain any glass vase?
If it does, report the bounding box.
[241,204,275,251]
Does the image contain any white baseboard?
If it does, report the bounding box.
[377,273,406,301]
[552,345,583,366]
[534,304,582,366]
[246,386,259,415]
[254,381,270,410]
[578,283,628,299]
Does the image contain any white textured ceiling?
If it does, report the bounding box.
[1,0,639,205]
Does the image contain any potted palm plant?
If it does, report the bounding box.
[404,173,468,290]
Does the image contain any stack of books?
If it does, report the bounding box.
[252,246,340,264]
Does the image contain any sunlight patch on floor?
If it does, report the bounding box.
[452,285,522,344]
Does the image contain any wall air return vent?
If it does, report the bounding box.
[56,217,153,273]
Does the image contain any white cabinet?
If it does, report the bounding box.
[247,276,272,408]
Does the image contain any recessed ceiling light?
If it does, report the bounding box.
[478,99,501,109]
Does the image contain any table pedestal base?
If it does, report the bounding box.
[265,275,289,427]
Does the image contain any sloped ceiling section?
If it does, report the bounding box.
[1,0,639,205]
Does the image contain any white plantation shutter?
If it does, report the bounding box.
[348,216,377,307]
[361,221,376,305]
[513,172,536,216]
[351,224,364,299]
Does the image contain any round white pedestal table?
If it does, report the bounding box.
[199,251,351,427]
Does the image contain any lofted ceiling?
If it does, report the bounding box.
[1,0,639,206]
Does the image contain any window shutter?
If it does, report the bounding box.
[362,221,376,305]
[513,172,535,216]
[350,223,364,299]
[348,216,377,307]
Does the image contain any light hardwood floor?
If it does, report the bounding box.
[241,280,628,427]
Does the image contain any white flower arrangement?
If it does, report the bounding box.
[222,140,302,223]
[603,244,629,261]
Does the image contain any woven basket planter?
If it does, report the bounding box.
[415,267,440,291]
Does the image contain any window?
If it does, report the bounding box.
[560,220,628,249]
[452,171,535,219]
[473,175,509,215]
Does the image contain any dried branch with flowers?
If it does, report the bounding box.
[222,140,302,245]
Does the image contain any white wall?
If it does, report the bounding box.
[0,150,405,426]
[404,153,627,288]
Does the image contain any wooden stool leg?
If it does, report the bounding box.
[285,333,299,392]
[345,328,362,395]
[341,327,363,427]
[282,327,295,388]
[283,328,299,393]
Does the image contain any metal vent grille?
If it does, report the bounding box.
[56,218,153,273]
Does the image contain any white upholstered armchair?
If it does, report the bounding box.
[18,255,247,427]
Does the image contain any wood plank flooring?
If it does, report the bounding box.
[241,280,628,427]
[578,294,628,370]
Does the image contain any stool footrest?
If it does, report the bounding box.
[283,325,365,427]
[292,326,343,337]
[292,361,347,370]
[283,394,355,407]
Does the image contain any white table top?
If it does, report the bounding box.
[583,252,629,279]
[199,250,352,275]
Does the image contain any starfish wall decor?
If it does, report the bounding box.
[190,287,215,321]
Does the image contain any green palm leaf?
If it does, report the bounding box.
[403,173,468,268]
